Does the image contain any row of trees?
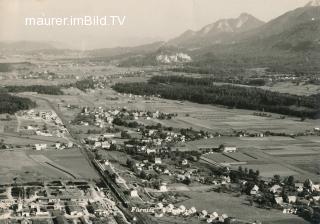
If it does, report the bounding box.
[4,85,63,95]
[113,76,320,118]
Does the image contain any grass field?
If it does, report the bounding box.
[261,82,320,96]
[0,150,67,183]
[0,148,99,184]
[177,191,309,224]
[38,149,99,179]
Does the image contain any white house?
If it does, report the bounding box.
[35,144,47,151]
[130,189,139,198]
[159,183,168,192]
[250,185,259,195]
[223,146,237,153]
[154,158,162,164]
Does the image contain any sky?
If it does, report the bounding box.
[0,0,312,49]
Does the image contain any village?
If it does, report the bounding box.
[0,180,128,224]
[69,104,320,224]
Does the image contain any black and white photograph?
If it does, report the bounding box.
[0,0,319,223]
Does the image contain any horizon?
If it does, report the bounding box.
[0,0,312,50]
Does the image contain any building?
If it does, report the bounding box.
[181,159,188,166]
[130,189,139,198]
[154,158,162,164]
[146,148,156,154]
[66,201,83,216]
[223,146,237,153]
[34,144,47,151]
[90,201,108,216]
[159,183,167,192]
[250,185,259,195]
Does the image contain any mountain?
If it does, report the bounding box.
[115,3,320,72]
[168,13,265,48]
[305,0,320,7]
[0,41,71,53]
[87,41,165,59]
[177,3,320,73]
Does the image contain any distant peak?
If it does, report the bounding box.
[239,13,251,18]
[305,0,320,7]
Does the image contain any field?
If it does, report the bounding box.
[35,149,99,179]
[261,82,320,96]
[0,148,99,184]
[84,88,318,134]
[190,136,320,180]
[177,191,309,224]
[0,150,67,183]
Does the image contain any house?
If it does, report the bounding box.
[66,201,83,216]
[200,210,208,218]
[154,158,162,164]
[130,189,138,198]
[210,211,219,219]
[90,201,108,216]
[275,196,284,205]
[313,196,320,202]
[55,143,61,149]
[312,184,320,192]
[159,183,167,192]
[156,203,164,209]
[34,144,47,151]
[94,142,102,148]
[287,196,297,204]
[270,184,282,194]
[103,134,115,138]
[179,205,186,213]
[181,159,188,166]
[101,141,110,149]
[222,146,237,153]
[146,148,156,154]
[295,183,304,192]
[250,185,259,195]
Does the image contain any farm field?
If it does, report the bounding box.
[261,82,320,96]
[177,191,309,224]
[37,149,99,180]
[0,132,69,145]
[0,147,98,184]
[90,87,318,134]
[187,136,320,181]
[0,150,67,183]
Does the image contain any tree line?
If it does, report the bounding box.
[4,85,63,95]
[112,75,320,118]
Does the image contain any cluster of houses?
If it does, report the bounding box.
[85,133,117,150]
[0,181,121,223]
[247,178,320,217]
[18,110,68,138]
[34,142,74,151]
[76,106,175,128]
[151,202,232,223]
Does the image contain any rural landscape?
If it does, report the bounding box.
[0,0,319,224]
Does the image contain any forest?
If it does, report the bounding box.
[0,93,36,114]
[113,75,320,118]
[4,85,63,95]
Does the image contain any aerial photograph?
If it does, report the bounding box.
[0,0,319,223]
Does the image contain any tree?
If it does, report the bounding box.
[272,175,281,184]
[286,176,295,186]
[183,178,191,185]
